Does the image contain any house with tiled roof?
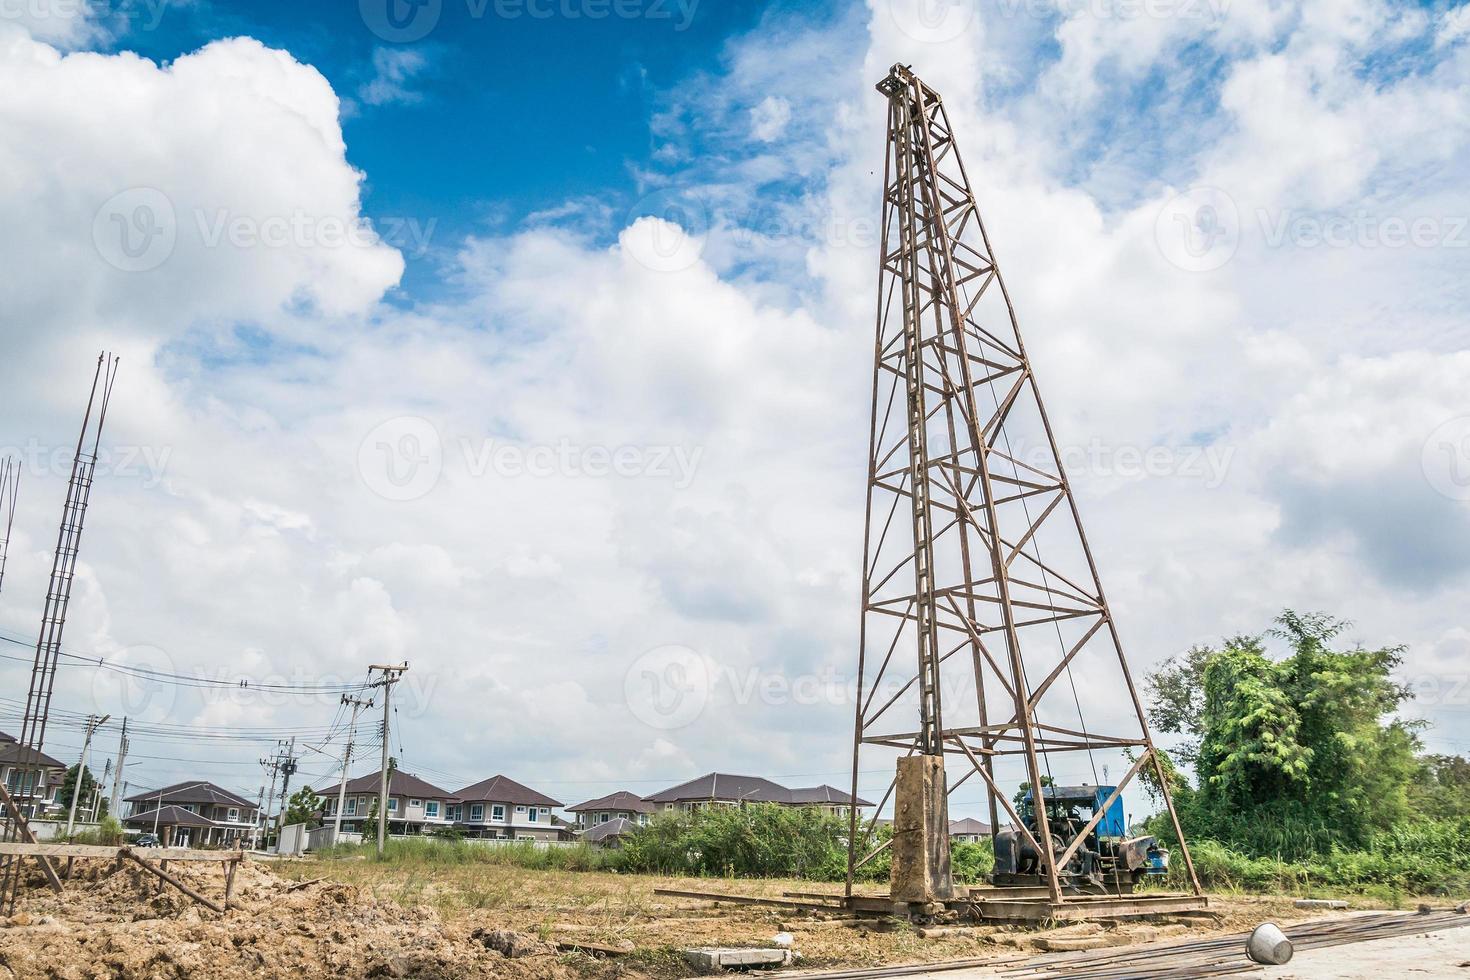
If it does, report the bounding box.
[581,816,638,848]
[122,781,260,847]
[948,817,993,843]
[315,770,456,835]
[566,790,654,830]
[451,775,563,842]
[1,730,70,820]
[644,773,873,820]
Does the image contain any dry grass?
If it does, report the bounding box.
[269,857,1373,977]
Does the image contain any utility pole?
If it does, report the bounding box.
[64,713,109,837]
[259,753,282,850]
[369,663,407,857]
[274,737,298,847]
[91,758,113,821]
[108,718,128,818]
[333,693,374,842]
[253,787,264,850]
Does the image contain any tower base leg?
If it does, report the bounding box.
[890,754,955,906]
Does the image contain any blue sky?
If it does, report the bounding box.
[110,0,797,297]
[1,0,1468,806]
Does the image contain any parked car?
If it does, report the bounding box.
[133,833,161,848]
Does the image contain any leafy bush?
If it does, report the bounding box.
[950,840,995,883]
[618,804,858,879]
[1157,819,1470,896]
[319,836,623,871]
[72,816,125,846]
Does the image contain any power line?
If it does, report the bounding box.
[0,630,370,695]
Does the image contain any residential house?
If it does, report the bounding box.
[451,775,562,841]
[551,814,579,842]
[0,731,68,820]
[644,773,872,819]
[315,771,457,836]
[581,817,638,849]
[948,817,993,843]
[122,781,260,847]
[567,790,654,829]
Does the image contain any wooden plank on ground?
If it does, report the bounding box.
[654,887,847,913]
[0,842,245,863]
[975,894,1208,923]
[0,782,64,893]
[121,849,225,913]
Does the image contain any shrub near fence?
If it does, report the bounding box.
[312,808,999,886]
[321,837,622,871]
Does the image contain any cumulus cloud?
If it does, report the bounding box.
[2,0,1468,807]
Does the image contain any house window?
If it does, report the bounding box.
[491,805,505,820]
[409,799,422,808]
[470,804,485,822]
[227,808,239,822]
[388,798,399,813]
[346,798,358,816]
[598,813,610,824]
[425,801,439,818]
[515,805,526,813]
[527,808,538,822]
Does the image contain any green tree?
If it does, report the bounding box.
[56,764,108,819]
[1411,753,1470,821]
[1012,776,1054,807]
[360,798,380,841]
[1146,610,1423,856]
[285,786,322,828]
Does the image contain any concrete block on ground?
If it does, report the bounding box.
[1033,935,1124,952]
[683,947,794,971]
[890,754,955,905]
[1293,899,1348,910]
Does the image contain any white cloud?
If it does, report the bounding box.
[2,0,1468,807]
[0,0,108,48]
[749,95,792,141]
[355,46,430,108]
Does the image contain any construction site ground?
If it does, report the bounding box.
[0,854,1463,979]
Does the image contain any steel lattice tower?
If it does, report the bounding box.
[0,456,18,598]
[846,66,1200,907]
[0,353,119,916]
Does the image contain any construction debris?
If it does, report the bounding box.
[0,858,569,980]
[682,946,795,972]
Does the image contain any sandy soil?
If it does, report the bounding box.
[0,855,1444,980]
[1260,925,1470,979]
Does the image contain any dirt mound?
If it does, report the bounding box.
[0,859,583,980]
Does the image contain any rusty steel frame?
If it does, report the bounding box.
[0,455,18,599]
[845,66,1200,907]
[0,352,120,917]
